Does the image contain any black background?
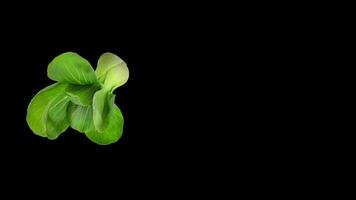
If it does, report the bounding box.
[0,3,329,196]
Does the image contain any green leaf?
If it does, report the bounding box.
[26,83,70,139]
[96,52,129,91]
[68,103,93,133]
[66,84,101,106]
[92,89,115,133]
[48,52,97,85]
[85,105,124,145]
[46,97,71,140]
[96,52,125,82]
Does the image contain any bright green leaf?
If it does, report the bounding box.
[85,105,124,145]
[48,52,97,85]
[92,89,115,133]
[66,84,101,106]
[26,83,70,139]
[96,52,129,91]
[68,103,93,133]
[96,52,125,82]
[46,97,71,140]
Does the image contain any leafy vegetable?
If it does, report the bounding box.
[26,52,128,145]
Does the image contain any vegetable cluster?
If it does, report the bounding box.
[26,52,129,145]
